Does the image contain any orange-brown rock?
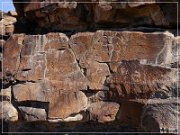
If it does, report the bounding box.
[106,60,177,99]
[12,82,88,119]
[2,1,179,132]
[3,33,88,91]
[70,31,173,72]
[12,82,46,102]
[3,34,24,76]
[47,90,88,119]
[141,98,179,133]
[88,101,120,123]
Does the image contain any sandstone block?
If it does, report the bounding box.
[106,60,178,99]
[141,98,179,133]
[12,82,88,119]
[47,91,88,119]
[88,101,119,123]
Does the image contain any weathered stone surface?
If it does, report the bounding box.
[88,101,119,123]
[0,101,18,122]
[69,32,111,90]
[3,31,174,87]
[109,31,173,71]
[88,91,109,103]
[12,82,46,102]
[127,0,156,7]
[47,91,88,119]
[2,33,88,90]
[13,1,178,32]
[2,0,179,132]
[80,60,110,90]
[18,107,46,121]
[106,60,178,99]
[141,98,179,133]
[0,87,11,102]
[12,82,88,119]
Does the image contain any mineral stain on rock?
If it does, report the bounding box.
[0,0,179,134]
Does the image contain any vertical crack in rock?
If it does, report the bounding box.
[68,42,87,79]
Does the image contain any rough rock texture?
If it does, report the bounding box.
[106,60,177,99]
[88,101,120,123]
[12,0,179,33]
[1,0,179,134]
[18,107,46,121]
[141,99,179,133]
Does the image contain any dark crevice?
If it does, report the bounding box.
[76,59,82,70]
[57,48,66,51]
[82,68,87,76]
[94,60,114,74]
[21,68,31,71]
[120,83,128,97]
[68,44,88,79]
[15,101,49,110]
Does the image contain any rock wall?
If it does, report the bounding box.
[0,0,179,134]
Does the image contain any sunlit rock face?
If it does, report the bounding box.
[0,0,179,134]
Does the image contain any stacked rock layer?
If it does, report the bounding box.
[0,0,179,134]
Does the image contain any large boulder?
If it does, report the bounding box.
[106,60,178,100]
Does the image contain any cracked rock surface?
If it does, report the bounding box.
[0,0,179,134]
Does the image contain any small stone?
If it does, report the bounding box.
[88,101,120,123]
[47,91,88,119]
[12,82,46,102]
[106,60,177,99]
[18,107,46,121]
